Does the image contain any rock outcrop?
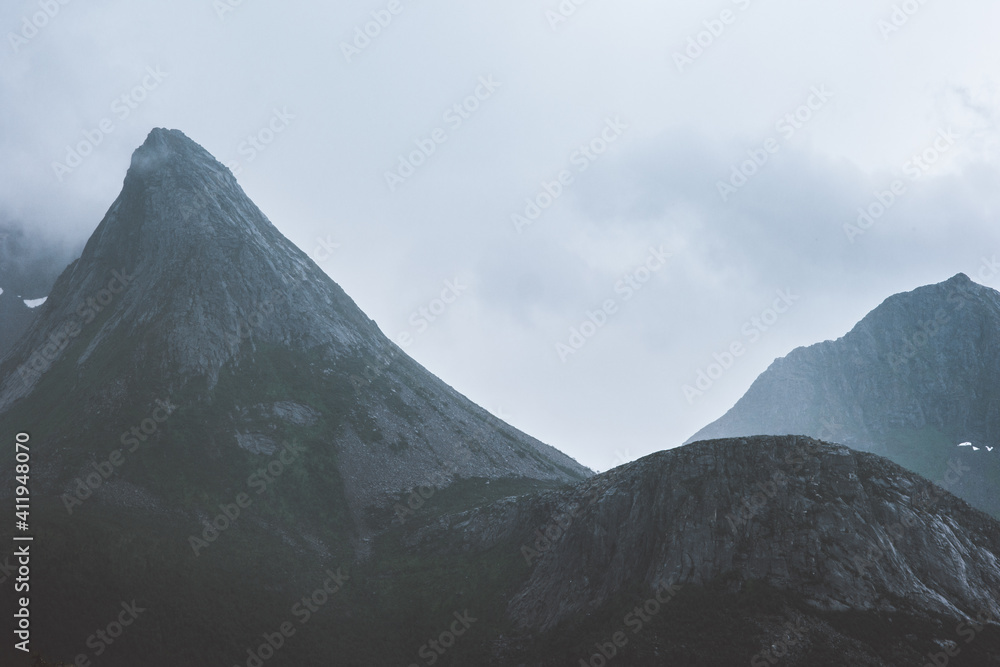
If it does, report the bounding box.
[399,436,1000,665]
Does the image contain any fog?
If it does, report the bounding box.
[2,0,999,470]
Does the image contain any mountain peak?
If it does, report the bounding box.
[947,272,972,284]
[124,128,237,205]
[0,128,590,521]
[686,275,1000,517]
[875,271,997,323]
[138,126,198,150]
[0,129,387,398]
[131,127,213,169]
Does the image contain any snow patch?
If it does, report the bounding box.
[24,297,47,308]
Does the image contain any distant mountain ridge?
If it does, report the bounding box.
[688,273,1000,517]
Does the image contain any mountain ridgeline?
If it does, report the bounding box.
[0,130,998,665]
[688,273,1000,518]
[0,128,589,517]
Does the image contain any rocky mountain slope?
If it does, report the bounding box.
[12,434,1000,665]
[3,130,998,666]
[382,436,1000,666]
[0,129,587,665]
[688,273,1000,518]
[0,128,589,516]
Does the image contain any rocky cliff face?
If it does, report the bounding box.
[393,436,1000,665]
[687,274,1000,518]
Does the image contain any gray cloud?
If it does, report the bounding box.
[2,0,999,470]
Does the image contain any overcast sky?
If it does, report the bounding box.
[2,0,999,471]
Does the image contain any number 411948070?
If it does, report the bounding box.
[15,433,30,530]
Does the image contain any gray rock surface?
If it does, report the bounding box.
[405,436,1000,664]
[687,274,1000,517]
[0,129,590,520]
